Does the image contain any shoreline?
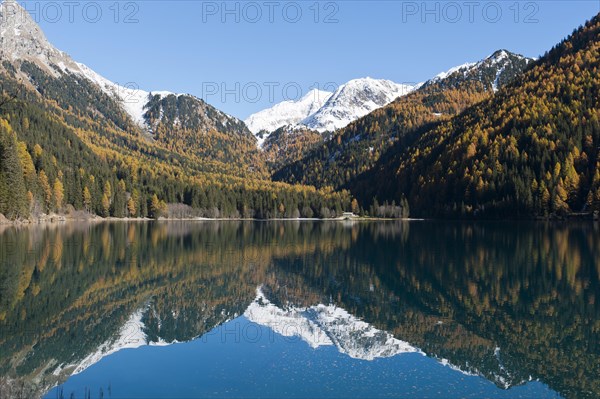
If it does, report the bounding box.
[0,214,412,227]
[1,213,597,227]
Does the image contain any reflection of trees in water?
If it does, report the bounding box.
[0,221,598,398]
[267,221,600,398]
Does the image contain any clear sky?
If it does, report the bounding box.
[28,0,600,119]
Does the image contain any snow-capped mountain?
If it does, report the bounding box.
[302,78,415,132]
[245,89,333,143]
[422,49,533,92]
[245,78,415,141]
[0,0,247,134]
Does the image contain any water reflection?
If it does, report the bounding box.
[0,221,598,398]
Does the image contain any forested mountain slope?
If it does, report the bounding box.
[350,14,600,218]
[0,1,351,220]
[273,51,531,191]
[0,71,350,220]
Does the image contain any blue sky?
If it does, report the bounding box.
[29,0,600,119]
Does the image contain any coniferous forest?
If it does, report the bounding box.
[0,9,599,221]
[275,15,600,219]
[0,68,351,221]
[347,15,600,218]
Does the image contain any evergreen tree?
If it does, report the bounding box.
[0,119,28,219]
[112,180,127,218]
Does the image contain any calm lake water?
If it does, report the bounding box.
[0,221,598,399]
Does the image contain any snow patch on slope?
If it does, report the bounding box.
[427,50,530,89]
[432,62,478,81]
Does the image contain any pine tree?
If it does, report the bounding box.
[130,189,140,217]
[127,197,136,218]
[0,120,28,219]
[103,181,112,205]
[148,194,168,219]
[112,180,127,218]
[101,193,110,217]
[351,199,359,214]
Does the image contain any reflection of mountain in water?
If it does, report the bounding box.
[64,307,171,376]
[245,286,421,359]
[0,221,598,398]
[64,285,420,378]
[59,284,530,392]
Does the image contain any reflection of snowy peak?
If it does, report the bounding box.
[53,288,522,392]
[244,287,421,360]
[60,308,170,376]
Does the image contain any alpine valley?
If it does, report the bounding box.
[0,0,599,220]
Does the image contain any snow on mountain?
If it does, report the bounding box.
[247,51,531,143]
[245,78,416,141]
[424,49,533,92]
[244,287,422,360]
[302,78,416,132]
[244,89,333,142]
[0,0,241,130]
[68,61,174,127]
[0,0,66,70]
[431,61,478,82]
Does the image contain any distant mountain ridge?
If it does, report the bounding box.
[245,89,333,145]
[302,78,415,132]
[245,51,531,147]
[422,49,533,92]
[245,78,415,143]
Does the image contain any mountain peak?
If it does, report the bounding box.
[245,77,416,139]
[425,49,533,91]
[244,88,333,140]
[0,0,60,63]
[488,49,510,59]
[484,49,529,64]
[302,78,415,132]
